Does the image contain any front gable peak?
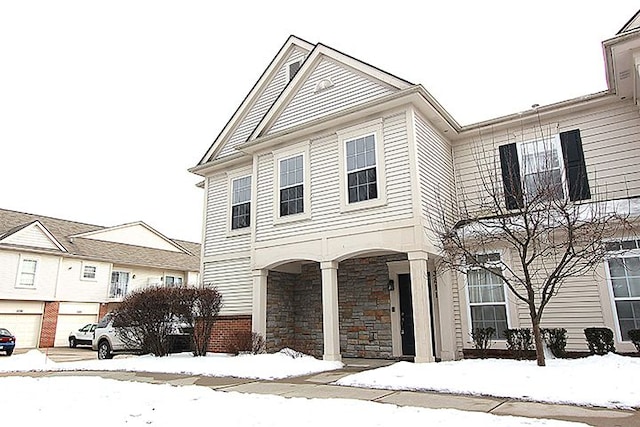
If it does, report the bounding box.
[249,44,413,140]
[197,36,314,166]
[0,220,67,252]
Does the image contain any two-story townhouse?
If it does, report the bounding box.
[0,208,200,349]
[191,10,640,362]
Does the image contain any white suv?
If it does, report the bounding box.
[92,314,140,359]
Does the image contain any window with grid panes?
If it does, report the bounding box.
[279,154,304,216]
[231,176,251,230]
[346,134,377,203]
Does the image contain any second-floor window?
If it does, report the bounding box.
[82,265,97,280]
[110,271,130,298]
[346,133,378,204]
[518,136,564,202]
[606,239,640,341]
[164,275,183,286]
[279,154,304,216]
[231,176,251,230]
[18,258,37,287]
[499,129,590,209]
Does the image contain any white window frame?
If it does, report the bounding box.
[464,253,510,340]
[516,134,567,202]
[604,239,640,342]
[164,275,183,287]
[273,142,311,224]
[227,168,253,235]
[337,119,387,212]
[109,270,131,299]
[16,255,38,288]
[81,262,97,281]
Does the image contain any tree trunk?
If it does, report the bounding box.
[532,318,546,367]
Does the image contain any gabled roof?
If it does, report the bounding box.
[248,42,414,140]
[197,35,315,166]
[0,208,200,271]
[618,9,640,34]
[0,220,67,252]
[70,221,192,254]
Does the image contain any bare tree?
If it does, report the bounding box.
[435,127,631,366]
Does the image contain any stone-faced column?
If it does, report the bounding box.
[320,261,341,362]
[252,269,268,338]
[408,251,435,363]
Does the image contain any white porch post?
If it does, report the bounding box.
[251,269,268,337]
[408,251,435,363]
[320,261,341,362]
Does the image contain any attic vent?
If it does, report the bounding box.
[288,61,301,81]
[314,78,334,93]
[619,69,631,80]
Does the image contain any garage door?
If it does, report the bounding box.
[0,314,42,348]
[54,314,98,347]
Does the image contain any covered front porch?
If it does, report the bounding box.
[252,250,456,363]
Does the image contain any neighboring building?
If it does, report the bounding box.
[0,208,200,348]
[190,11,640,362]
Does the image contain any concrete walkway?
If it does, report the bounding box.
[5,351,639,427]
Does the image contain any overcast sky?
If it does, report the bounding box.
[1,1,637,243]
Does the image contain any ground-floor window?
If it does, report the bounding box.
[466,254,508,338]
[606,251,640,340]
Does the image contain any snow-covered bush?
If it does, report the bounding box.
[504,328,533,360]
[541,328,567,358]
[584,327,615,355]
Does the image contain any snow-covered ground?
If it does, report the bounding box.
[336,353,640,409]
[0,348,341,380]
[2,376,587,427]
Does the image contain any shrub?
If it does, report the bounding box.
[584,327,616,355]
[627,329,640,353]
[178,285,223,357]
[503,328,533,360]
[470,327,495,357]
[541,328,567,358]
[229,331,265,355]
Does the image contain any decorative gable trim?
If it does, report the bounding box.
[0,220,67,252]
[197,35,315,166]
[248,43,413,141]
[70,221,192,255]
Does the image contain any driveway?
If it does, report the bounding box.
[12,347,96,362]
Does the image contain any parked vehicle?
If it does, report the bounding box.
[92,314,191,359]
[0,328,16,356]
[68,323,97,348]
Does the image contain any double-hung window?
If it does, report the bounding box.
[498,129,590,209]
[518,136,564,202]
[18,258,37,287]
[346,134,378,204]
[606,239,640,341]
[82,264,97,280]
[279,154,304,216]
[466,253,508,338]
[231,176,251,230]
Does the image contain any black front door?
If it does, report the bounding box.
[398,273,415,356]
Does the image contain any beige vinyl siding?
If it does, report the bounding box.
[268,57,397,134]
[2,224,59,250]
[203,258,252,315]
[255,112,413,242]
[203,173,251,257]
[414,112,455,226]
[447,269,465,357]
[453,100,640,214]
[217,47,309,159]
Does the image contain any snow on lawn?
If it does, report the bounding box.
[336,353,640,409]
[1,376,587,427]
[0,348,342,380]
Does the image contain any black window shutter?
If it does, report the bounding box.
[560,129,590,201]
[499,143,523,209]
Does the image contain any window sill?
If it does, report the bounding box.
[273,211,311,225]
[14,285,36,290]
[226,228,251,238]
[340,197,387,213]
